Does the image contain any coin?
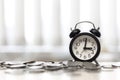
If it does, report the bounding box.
[6,64,26,69]
[64,67,79,72]
[102,64,117,69]
[111,63,120,68]
[67,60,83,67]
[2,61,24,69]
[4,63,26,74]
[44,62,63,71]
[26,61,44,66]
[83,62,101,70]
[27,65,45,73]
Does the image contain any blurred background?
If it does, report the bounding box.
[0,0,120,61]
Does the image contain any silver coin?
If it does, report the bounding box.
[27,62,44,69]
[25,61,45,72]
[6,64,26,69]
[64,67,79,72]
[26,61,44,67]
[27,65,45,73]
[111,64,120,68]
[85,66,101,70]
[2,61,24,70]
[4,62,26,74]
[3,61,23,65]
[44,62,63,71]
[63,60,83,72]
[67,60,83,67]
[45,66,62,71]
[28,65,44,69]
[83,62,101,70]
[102,64,117,69]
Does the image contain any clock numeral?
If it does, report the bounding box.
[76,51,79,54]
[74,46,77,49]
[84,56,86,59]
[80,54,82,57]
[91,42,94,46]
[91,51,94,54]
[93,46,96,50]
[79,39,82,42]
[76,43,80,46]
[88,54,91,58]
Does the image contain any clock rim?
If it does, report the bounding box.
[69,32,101,62]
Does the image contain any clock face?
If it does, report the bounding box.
[69,33,100,62]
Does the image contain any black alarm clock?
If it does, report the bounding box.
[69,21,101,62]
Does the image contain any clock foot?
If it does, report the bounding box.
[94,60,100,66]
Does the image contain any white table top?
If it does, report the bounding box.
[0,62,120,80]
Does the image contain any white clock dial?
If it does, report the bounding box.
[72,35,97,60]
[70,33,100,61]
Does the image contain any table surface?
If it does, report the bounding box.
[0,62,120,80]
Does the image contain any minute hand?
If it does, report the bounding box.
[83,38,87,49]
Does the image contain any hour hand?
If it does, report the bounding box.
[84,47,92,50]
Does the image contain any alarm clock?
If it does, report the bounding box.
[69,21,101,62]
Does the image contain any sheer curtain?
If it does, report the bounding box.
[0,0,119,60]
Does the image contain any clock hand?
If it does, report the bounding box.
[83,38,87,49]
[84,47,92,50]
